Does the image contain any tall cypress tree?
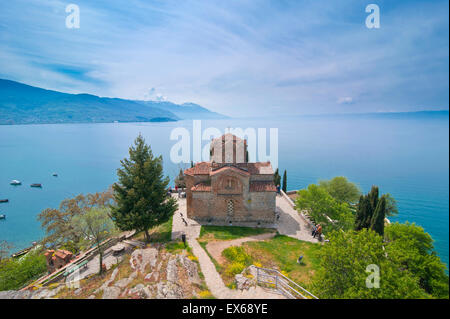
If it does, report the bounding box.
[354,185,387,236]
[355,195,368,231]
[111,134,178,242]
[274,168,281,186]
[282,170,287,192]
[371,196,386,236]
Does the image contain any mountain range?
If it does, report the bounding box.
[0,79,226,125]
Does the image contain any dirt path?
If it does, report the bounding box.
[205,232,276,264]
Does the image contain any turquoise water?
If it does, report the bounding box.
[0,116,448,267]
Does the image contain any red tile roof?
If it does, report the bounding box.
[184,162,211,176]
[186,162,273,176]
[210,165,250,176]
[249,181,277,192]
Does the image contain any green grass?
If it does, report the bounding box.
[149,215,173,242]
[199,225,275,241]
[243,234,322,289]
[134,214,173,243]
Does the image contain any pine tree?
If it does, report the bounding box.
[111,134,178,242]
[282,170,287,192]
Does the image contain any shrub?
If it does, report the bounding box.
[188,255,198,262]
[225,262,246,276]
[0,251,47,291]
[222,246,252,265]
[198,290,213,298]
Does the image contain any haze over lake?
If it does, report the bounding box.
[0,114,448,267]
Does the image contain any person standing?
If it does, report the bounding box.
[315,224,322,239]
[311,225,317,237]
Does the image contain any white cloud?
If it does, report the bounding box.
[337,97,354,105]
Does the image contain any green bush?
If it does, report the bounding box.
[0,251,47,291]
[225,262,246,277]
[222,246,252,265]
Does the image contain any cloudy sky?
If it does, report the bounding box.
[0,0,448,116]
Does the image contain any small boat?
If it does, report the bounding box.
[30,183,42,188]
[11,247,32,258]
[0,199,8,203]
[0,214,6,220]
[52,173,58,177]
[10,180,21,185]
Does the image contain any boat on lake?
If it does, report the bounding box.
[10,180,21,185]
[11,247,32,258]
[30,183,42,188]
[0,199,8,203]
[52,173,58,177]
[0,214,6,220]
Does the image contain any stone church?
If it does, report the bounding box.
[184,133,276,226]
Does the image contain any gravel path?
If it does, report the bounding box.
[275,195,319,243]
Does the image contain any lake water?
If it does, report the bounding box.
[0,115,448,267]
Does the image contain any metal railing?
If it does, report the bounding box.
[253,265,318,299]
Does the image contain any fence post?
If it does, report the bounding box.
[275,273,278,290]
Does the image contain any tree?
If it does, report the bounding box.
[71,208,116,275]
[0,240,13,261]
[175,168,186,189]
[273,168,281,187]
[354,186,389,236]
[295,184,354,233]
[282,170,287,193]
[385,222,449,298]
[0,250,47,291]
[37,189,114,251]
[312,229,428,299]
[384,193,398,217]
[370,196,386,236]
[319,176,361,204]
[112,134,178,242]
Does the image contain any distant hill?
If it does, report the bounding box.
[0,79,225,125]
[134,100,227,120]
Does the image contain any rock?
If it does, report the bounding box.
[144,271,159,282]
[115,271,137,288]
[178,255,201,285]
[166,257,178,283]
[94,267,120,294]
[128,284,151,299]
[0,290,32,299]
[102,286,121,299]
[235,274,254,290]
[74,288,83,296]
[130,248,158,273]
[31,288,61,299]
[156,282,184,299]
[246,265,258,278]
[115,278,131,289]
